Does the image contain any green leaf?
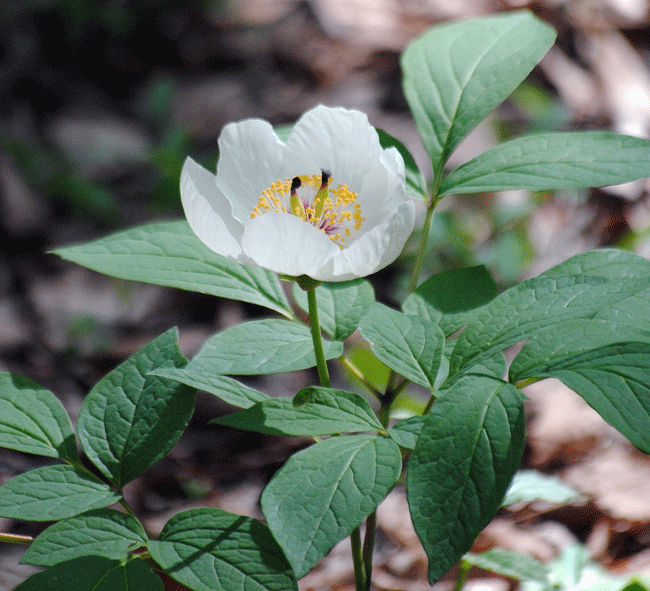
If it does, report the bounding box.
[377,128,428,201]
[511,323,650,452]
[14,556,163,591]
[77,329,196,488]
[150,370,268,409]
[388,415,426,450]
[52,220,292,318]
[439,132,650,196]
[261,434,402,578]
[401,10,556,180]
[358,302,445,388]
[502,470,581,507]
[539,249,650,333]
[182,319,343,376]
[403,265,498,335]
[510,319,650,380]
[147,507,297,591]
[407,375,525,583]
[293,279,375,340]
[449,275,650,378]
[0,373,77,462]
[214,387,384,436]
[463,548,549,583]
[540,248,650,280]
[21,508,147,566]
[0,465,121,521]
[623,581,650,591]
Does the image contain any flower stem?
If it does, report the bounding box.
[351,525,367,591]
[308,286,365,590]
[307,287,330,388]
[340,356,381,399]
[408,200,437,293]
[0,532,33,546]
[453,558,471,591]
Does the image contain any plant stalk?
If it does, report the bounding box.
[408,201,437,293]
[0,532,33,546]
[307,287,331,388]
[308,285,372,590]
[350,525,367,591]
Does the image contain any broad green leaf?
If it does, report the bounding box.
[540,249,650,333]
[77,329,196,487]
[407,375,525,583]
[0,465,120,521]
[439,132,650,196]
[539,248,650,280]
[510,319,650,381]
[14,556,162,591]
[511,327,650,452]
[21,508,147,566]
[213,387,384,436]
[52,220,292,317]
[184,319,343,376]
[436,342,508,388]
[377,128,428,201]
[449,275,650,378]
[464,548,549,583]
[401,10,556,182]
[358,302,445,388]
[261,434,402,577]
[147,507,297,591]
[503,470,581,507]
[150,370,268,409]
[293,279,375,340]
[403,265,498,335]
[388,415,426,450]
[0,373,77,462]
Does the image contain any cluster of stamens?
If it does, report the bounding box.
[250,169,364,246]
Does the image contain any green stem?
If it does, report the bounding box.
[307,287,330,388]
[453,559,471,591]
[361,391,395,589]
[514,376,540,389]
[350,526,367,591]
[308,285,370,590]
[0,532,33,546]
[408,201,437,293]
[362,512,376,590]
[423,390,438,415]
[340,356,381,399]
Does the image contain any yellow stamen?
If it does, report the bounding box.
[251,170,363,247]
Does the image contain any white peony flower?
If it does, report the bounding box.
[180,105,416,282]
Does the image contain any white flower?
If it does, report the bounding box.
[180,105,416,282]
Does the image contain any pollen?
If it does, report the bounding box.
[250,169,363,246]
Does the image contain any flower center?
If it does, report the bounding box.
[250,169,364,246]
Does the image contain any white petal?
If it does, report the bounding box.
[241,213,341,278]
[281,105,383,188]
[180,157,246,260]
[353,154,407,233]
[354,164,392,231]
[380,146,407,207]
[215,119,284,223]
[315,200,416,281]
